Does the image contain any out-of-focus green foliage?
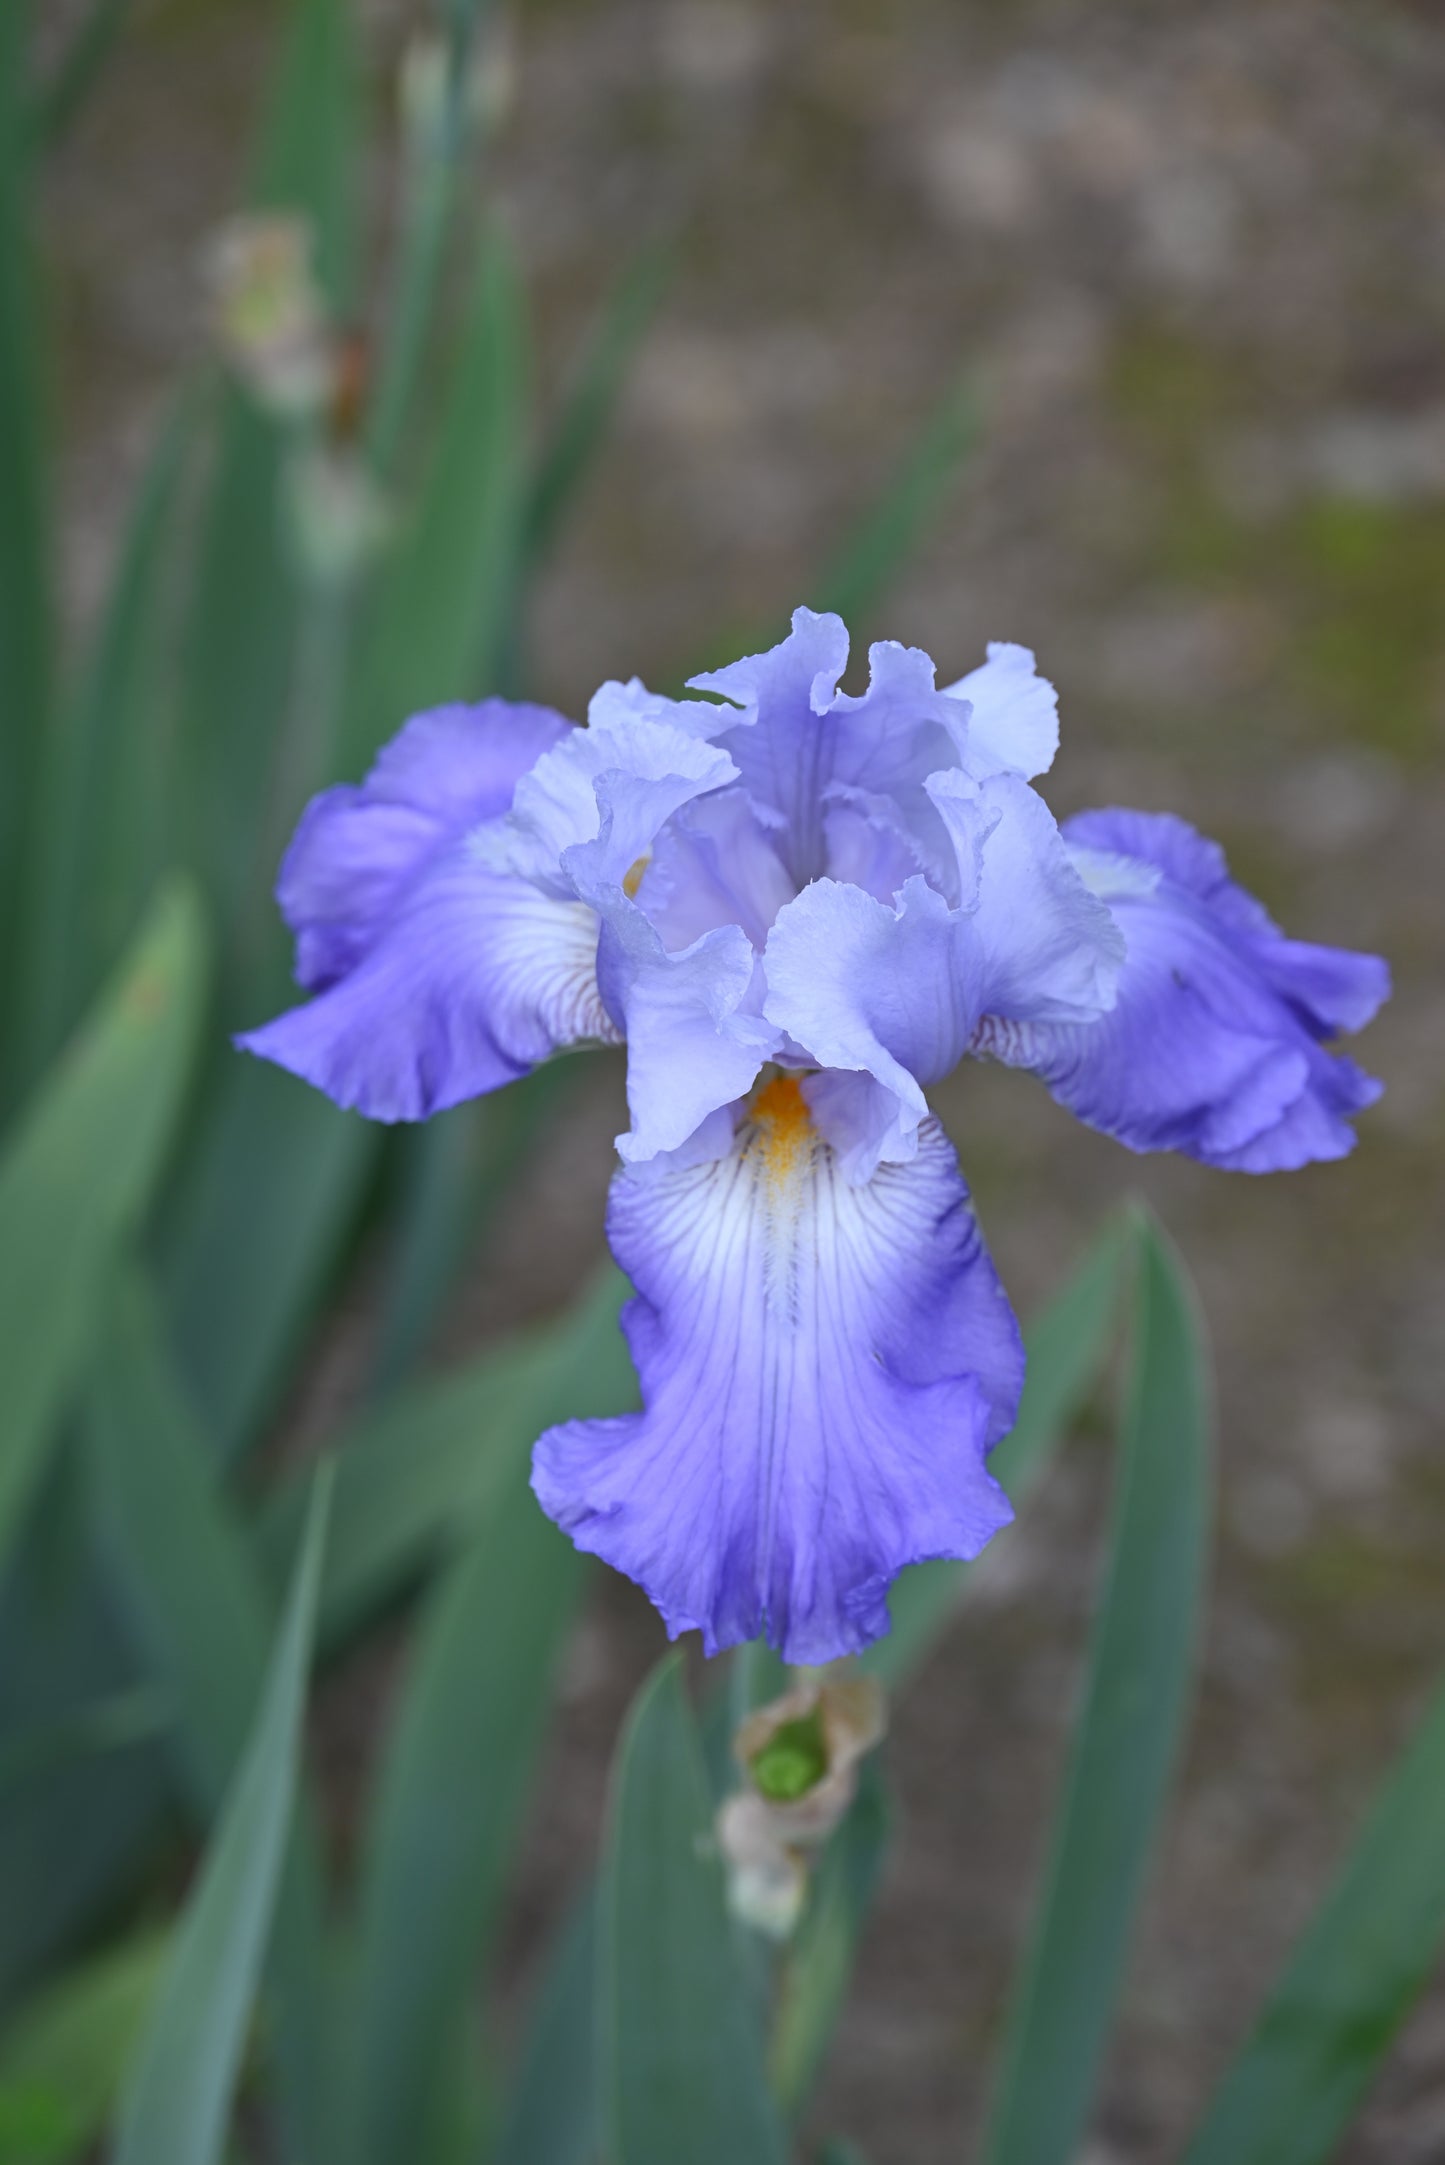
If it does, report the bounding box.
[981,1217,1213,2165]
[2,4,1441,2161]
[0,883,206,1570]
[0,1928,165,2165]
[769,1756,891,2120]
[601,1658,791,2165]
[109,1472,330,2165]
[867,1212,1126,1689]
[1184,1655,1445,2165]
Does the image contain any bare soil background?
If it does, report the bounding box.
[41,1,1445,2157]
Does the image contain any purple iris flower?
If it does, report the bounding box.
[240,609,1389,1662]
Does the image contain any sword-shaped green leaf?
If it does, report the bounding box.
[259,1262,633,1648]
[0,1928,166,2165]
[85,1267,334,2159]
[769,1756,891,2121]
[23,396,193,1072]
[343,1446,585,2163]
[1184,1658,1445,2165]
[813,372,976,630]
[601,1657,790,2165]
[342,230,528,775]
[0,0,53,1104]
[980,1213,1212,2165]
[108,1467,330,2165]
[496,1892,599,2165]
[0,882,206,1570]
[868,1216,1125,1691]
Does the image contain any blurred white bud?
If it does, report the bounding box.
[400,21,516,156]
[208,214,334,420]
[399,31,450,154]
[468,16,517,134]
[716,1793,809,1939]
[285,445,389,590]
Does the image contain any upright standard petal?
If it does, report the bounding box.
[942,642,1060,780]
[484,707,739,898]
[763,876,983,1180]
[763,775,1122,1181]
[532,1077,1022,1663]
[973,807,1388,1170]
[632,788,796,952]
[593,894,777,1163]
[928,771,1125,1024]
[688,608,851,882]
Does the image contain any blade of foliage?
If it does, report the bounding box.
[601,1657,790,2165]
[980,1213,1213,2165]
[0,0,52,1106]
[343,230,527,773]
[439,0,500,51]
[522,235,673,572]
[812,372,977,628]
[164,0,368,1462]
[178,388,299,941]
[343,1452,584,2163]
[370,1060,578,1393]
[160,1064,373,1460]
[0,881,206,1569]
[24,395,193,1073]
[868,1216,1125,1690]
[1183,1658,1445,2165]
[496,1891,598,2165]
[85,1267,269,1805]
[33,0,136,149]
[0,1686,170,1795]
[770,1756,892,2119]
[109,1467,331,2165]
[362,0,496,478]
[84,1266,334,2157]
[248,0,361,309]
[334,1269,636,2157]
[0,1927,166,2165]
[181,0,360,930]
[0,1468,170,2009]
[260,1262,633,1649]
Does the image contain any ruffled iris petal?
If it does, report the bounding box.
[764,875,982,1179]
[943,642,1060,780]
[631,787,795,951]
[275,699,571,988]
[1066,808,1391,1036]
[483,709,739,897]
[593,895,778,1163]
[764,775,1122,1181]
[689,607,851,882]
[974,808,1387,1169]
[532,1088,1022,1663]
[930,771,1125,1024]
[240,852,614,1121]
[362,698,574,822]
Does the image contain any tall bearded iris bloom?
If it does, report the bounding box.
[241,610,1390,1661]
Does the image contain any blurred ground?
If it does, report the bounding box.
[43,0,1445,2158]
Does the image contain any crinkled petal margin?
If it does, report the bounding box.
[240,853,614,1120]
[533,1097,1022,1662]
